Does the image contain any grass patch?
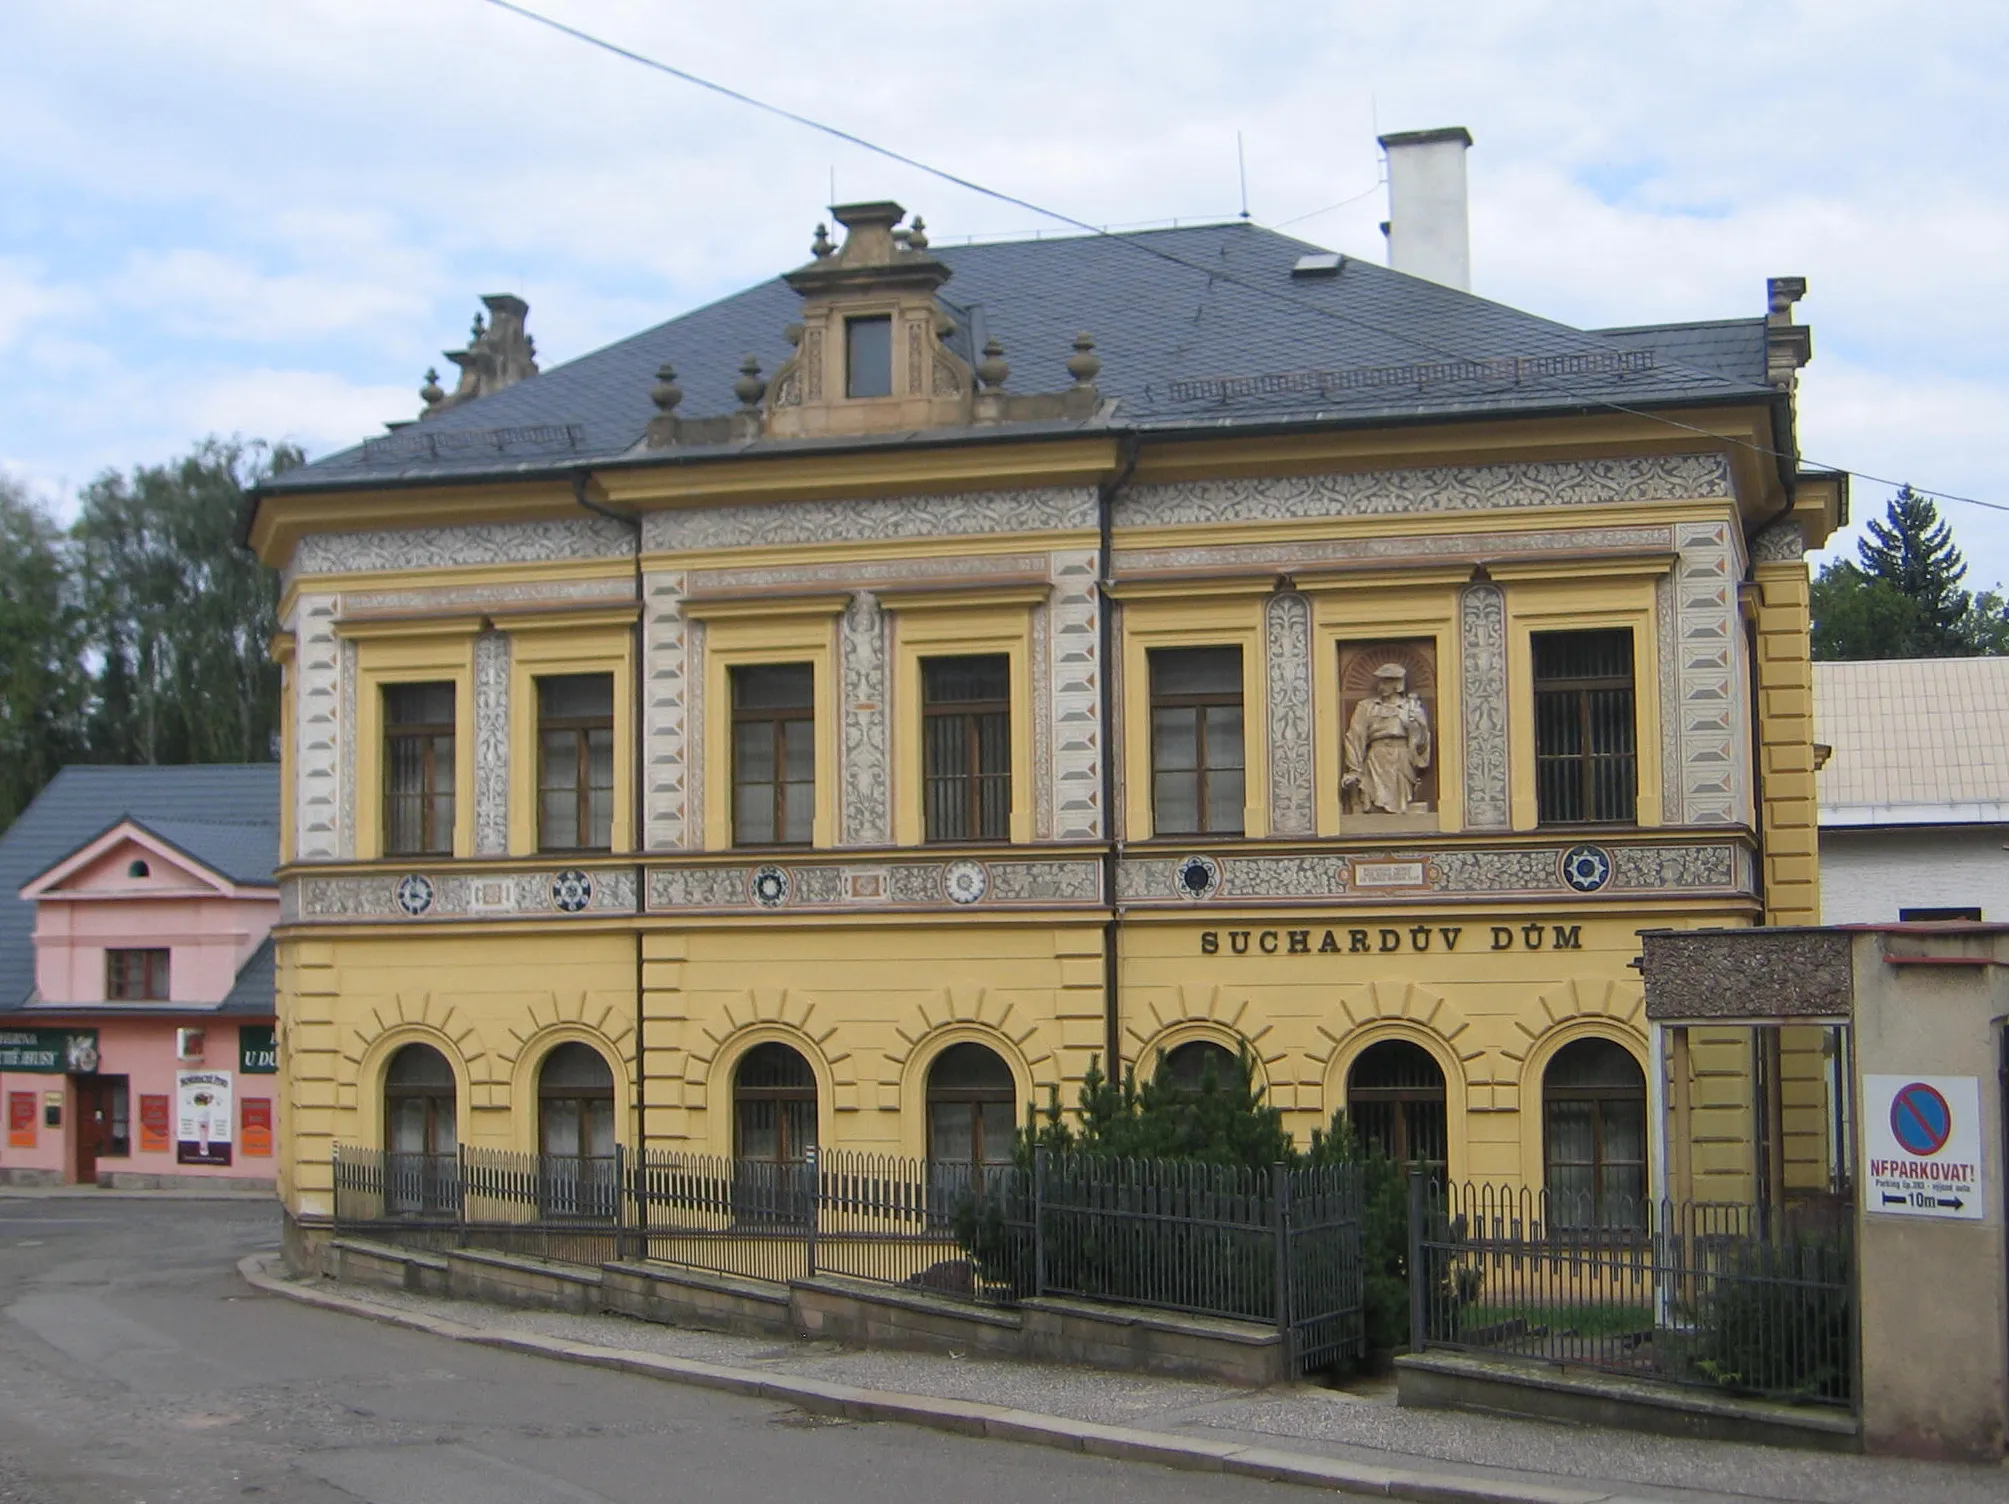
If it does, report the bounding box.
[1461,1302,1653,1339]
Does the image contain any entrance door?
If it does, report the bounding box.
[72,1075,128,1185]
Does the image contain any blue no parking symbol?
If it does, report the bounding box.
[1890,1081,1953,1157]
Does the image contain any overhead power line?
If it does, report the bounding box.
[480,0,2003,521]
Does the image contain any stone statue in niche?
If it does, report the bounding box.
[1339,640,1438,827]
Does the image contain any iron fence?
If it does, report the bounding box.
[332,1143,1368,1374]
[1409,1177,1855,1409]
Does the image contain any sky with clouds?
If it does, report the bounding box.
[4,1,2006,581]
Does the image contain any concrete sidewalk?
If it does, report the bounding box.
[0,1183,274,1202]
[240,1255,2004,1504]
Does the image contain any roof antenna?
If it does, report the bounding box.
[1237,131,1250,220]
[828,165,836,207]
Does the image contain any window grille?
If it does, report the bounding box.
[384,681,456,855]
[1532,629,1636,824]
[922,655,1011,842]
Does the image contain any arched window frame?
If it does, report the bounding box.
[383,1041,457,1216]
[536,1041,618,1219]
[924,1042,1018,1171]
[1346,1038,1448,1173]
[1541,1037,1648,1232]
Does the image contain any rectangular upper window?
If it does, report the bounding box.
[383,681,456,856]
[922,655,1011,843]
[845,315,893,399]
[732,664,815,846]
[537,673,615,851]
[106,948,169,1002]
[1533,629,1637,824]
[1149,646,1245,836]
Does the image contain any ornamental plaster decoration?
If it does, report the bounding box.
[472,631,510,856]
[643,487,1098,553]
[1656,574,1683,826]
[1030,601,1053,841]
[339,576,635,616]
[338,638,358,860]
[687,551,1050,596]
[1048,550,1102,841]
[1116,455,1731,530]
[1117,841,1749,906]
[686,619,707,849]
[293,515,636,576]
[1458,584,1509,830]
[1120,854,1350,902]
[840,592,891,846]
[646,857,1101,912]
[294,594,341,861]
[1670,521,1745,825]
[1265,592,1315,837]
[643,570,690,850]
[1114,522,1678,580]
[291,868,637,923]
[1752,522,1807,563]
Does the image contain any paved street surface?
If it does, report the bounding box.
[0,1195,2003,1503]
[0,1196,1297,1502]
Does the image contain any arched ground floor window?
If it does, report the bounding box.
[733,1042,817,1224]
[1346,1039,1447,1174]
[1543,1037,1647,1229]
[539,1041,616,1217]
[1157,1039,1242,1096]
[384,1042,456,1215]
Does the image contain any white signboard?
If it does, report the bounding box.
[176,1068,234,1168]
[1864,1074,1984,1220]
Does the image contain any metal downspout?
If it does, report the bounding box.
[1098,437,1141,1081]
[572,473,648,1148]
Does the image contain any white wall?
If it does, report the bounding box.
[1818,824,2009,923]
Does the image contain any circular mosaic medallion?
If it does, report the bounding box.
[750,865,790,909]
[943,859,989,906]
[551,869,593,913]
[1175,854,1221,901]
[1559,844,1614,894]
[395,873,435,916]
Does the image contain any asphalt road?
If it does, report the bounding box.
[0,1196,1315,1503]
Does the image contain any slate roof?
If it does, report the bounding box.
[267,222,1783,496]
[0,765,280,1012]
[1815,657,2009,825]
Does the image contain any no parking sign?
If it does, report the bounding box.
[1864,1074,1984,1220]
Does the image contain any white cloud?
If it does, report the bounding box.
[174,368,416,456]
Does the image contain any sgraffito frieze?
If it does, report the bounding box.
[647,856,1102,912]
[1458,584,1509,830]
[643,570,691,850]
[290,867,639,923]
[1265,592,1315,837]
[644,488,1097,553]
[294,516,636,576]
[840,592,891,846]
[1116,455,1731,531]
[294,595,341,862]
[1049,550,1102,841]
[472,631,511,856]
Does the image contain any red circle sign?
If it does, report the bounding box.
[1890,1082,1952,1157]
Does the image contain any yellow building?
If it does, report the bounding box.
[249,147,1844,1241]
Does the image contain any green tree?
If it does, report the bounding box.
[1809,560,1921,661]
[0,478,86,830]
[1808,485,2009,659]
[72,437,298,765]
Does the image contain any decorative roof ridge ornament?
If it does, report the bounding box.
[418,293,540,420]
[1765,275,1811,392]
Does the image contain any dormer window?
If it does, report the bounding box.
[845,314,892,398]
[127,859,150,879]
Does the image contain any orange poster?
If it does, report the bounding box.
[241,1098,273,1157]
[138,1094,171,1153]
[7,1092,35,1148]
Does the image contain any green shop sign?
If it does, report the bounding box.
[239,1026,277,1075]
[0,1029,100,1073]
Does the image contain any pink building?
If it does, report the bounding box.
[0,766,278,1189]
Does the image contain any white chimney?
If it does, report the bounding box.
[1378,127,1473,292]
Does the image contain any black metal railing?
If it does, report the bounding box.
[332,1144,1368,1374]
[1408,1176,1855,1409]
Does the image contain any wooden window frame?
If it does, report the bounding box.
[730,663,817,848]
[536,674,616,853]
[105,948,170,1002]
[382,681,456,857]
[1346,1040,1448,1173]
[1542,1042,1648,1230]
[1531,628,1638,826]
[733,1045,818,1165]
[921,654,1012,844]
[1148,646,1246,837]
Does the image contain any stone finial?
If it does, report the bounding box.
[783,322,804,348]
[650,363,683,414]
[471,311,486,341]
[420,294,540,420]
[811,223,834,259]
[976,337,1009,391]
[1767,275,1807,325]
[1065,331,1101,388]
[420,367,445,409]
[934,309,957,341]
[734,354,767,409]
[906,215,929,252]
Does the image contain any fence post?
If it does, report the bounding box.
[613,1143,630,1262]
[1407,1169,1427,1353]
[804,1146,819,1280]
[457,1143,470,1249]
[1272,1163,1292,1368]
[1033,1147,1048,1300]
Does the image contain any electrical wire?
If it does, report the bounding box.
[480,0,2000,521]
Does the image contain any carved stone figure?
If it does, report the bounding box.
[1342,664,1432,814]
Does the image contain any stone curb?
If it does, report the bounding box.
[236,1253,1651,1504]
[1,1188,276,1203]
